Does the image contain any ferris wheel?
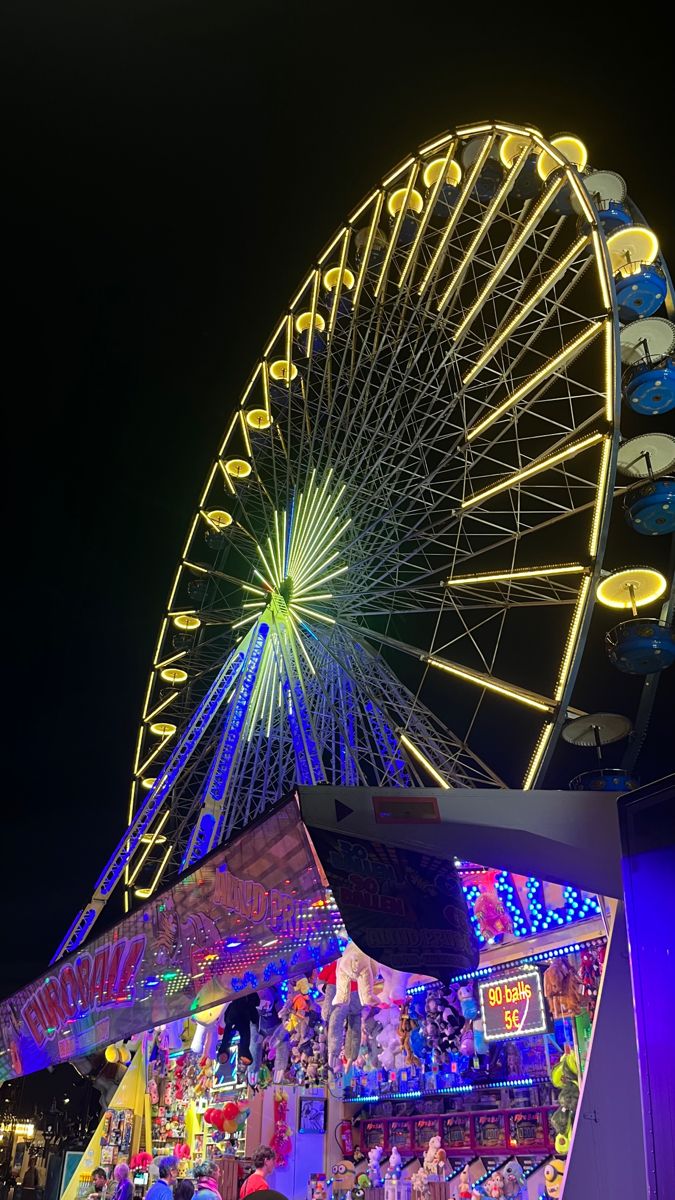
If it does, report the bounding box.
[55,119,675,960]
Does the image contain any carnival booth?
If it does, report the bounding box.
[0,791,628,1200]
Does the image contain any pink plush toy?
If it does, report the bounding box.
[484,1171,505,1199]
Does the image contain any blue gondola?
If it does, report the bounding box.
[596,202,632,234]
[624,477,675,534]
[569,769,640,792]
[624,354,675,414]
[433,182,460,217]
[616,264,667,321]
[605,618,675,674]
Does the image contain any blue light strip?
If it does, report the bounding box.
[283,678,313,784]
[363,699,412,785]
[462,883,486,946]
[183,623,269,869]
[346,1077,537,1102]
[53,641,248,960]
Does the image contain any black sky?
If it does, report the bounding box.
[2,1,674,1001]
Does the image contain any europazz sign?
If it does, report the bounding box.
[0,799,343,1081]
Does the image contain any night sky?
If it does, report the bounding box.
[3,1,674,1007]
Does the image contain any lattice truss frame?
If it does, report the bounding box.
[55,120,621,960]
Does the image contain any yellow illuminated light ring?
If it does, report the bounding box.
[117,117,668,913]
[596,567,667,610]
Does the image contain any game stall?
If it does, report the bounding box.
[0,797,613,1200]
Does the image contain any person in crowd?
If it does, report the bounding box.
[22,1158,39,1200]
[194,1162,221,1200]
[240,1148,276,1199]
[145,1157,178,1200]
[174,1181,195,1200]
[88,1169,108,1200]
[111,1163,132,1200]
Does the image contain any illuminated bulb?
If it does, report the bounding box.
[224,458,252,479]
[140,777,156,789]
[160,667,188,684]
[245,408,272,430]
[422,158,462,189]
[387,187,424,216]
[149,721,177,737]
[173,613,200,631]
[537,134,588,180]
[323,266,355,291]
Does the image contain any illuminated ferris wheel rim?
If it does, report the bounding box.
[140,119,618,779]
[52,118,675,961]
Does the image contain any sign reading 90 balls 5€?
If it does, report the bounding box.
[478,967,548,1041]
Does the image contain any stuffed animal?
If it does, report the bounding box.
[502,1162,525,1198]
[457,1166,472,1199]
[218,993,260,1065]
[267,1021,291,1083]
[543,958,582,1019]
[386,1147,402,1179]
[367,1147,383,1187]
[484,1171,504,1198]
[457,983,479,1020]
[333,941,379,1007]
[398,1003,420,1066]
[543,1158,565,1199]
[422,1136,446,1178]
[378,965,411,1006]
[377,1006,403,1071]
[474,890,512,942]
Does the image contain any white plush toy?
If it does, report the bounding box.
[333,940,379,1007]
[423,1136,446,1178]
[377,1006,403,1071]
[368,1146,384,1186]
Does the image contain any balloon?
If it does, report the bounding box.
[222,1119,238,1134]
[223,1101,239,1121]
[105,1045,119,1063]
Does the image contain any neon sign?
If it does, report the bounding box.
[21,936,146,1048]
[478,967,547,1041]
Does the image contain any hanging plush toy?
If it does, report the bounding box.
[398,1003,420,1067]
[333,941,378,1007]
[422,1136,446,1178]
[474,891,512,943]
[457,983,479,1020]
[270,1090,292,1168]
[218,993,260,1066]
[543,959,582,1019]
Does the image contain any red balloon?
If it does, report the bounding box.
[212,1109,226,1131]
[204,1108,215,1125]
[223,1101,239,1121]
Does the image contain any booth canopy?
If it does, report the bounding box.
[0,793,476,1081]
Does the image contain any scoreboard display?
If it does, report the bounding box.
[478,967,548,1041]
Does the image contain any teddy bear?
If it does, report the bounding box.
[457,1166,472,1199]
[484,1171,504,1198]
[333,941,379,1007]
